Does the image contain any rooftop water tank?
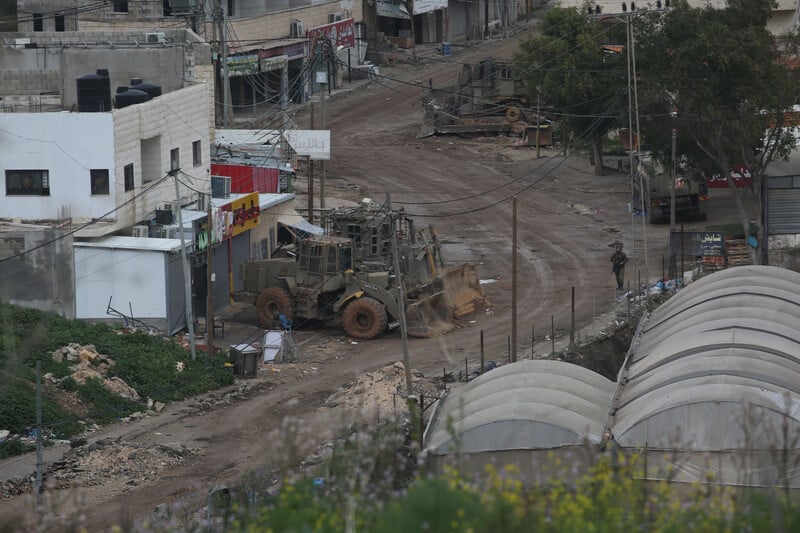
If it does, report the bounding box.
[114,86,149,109]
[129,78,162,99]
[76,69,111,112]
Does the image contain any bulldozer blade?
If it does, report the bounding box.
[440,263,486,317]
[405,292,456,338]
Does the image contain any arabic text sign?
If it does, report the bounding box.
[219,192,261,240]
[707,165,752,189]
[698,231,725,256]
[307,18,355,48]
[227,54,259,76]
[283,130,330,161]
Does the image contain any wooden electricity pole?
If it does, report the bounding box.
[206,204,214,353]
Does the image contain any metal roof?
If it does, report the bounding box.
[426,360,615,455]
[73,236,187,252]
[612,265,800,450]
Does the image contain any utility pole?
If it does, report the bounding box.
[511,196,517,363]
[174,172,197,360]
[630,18,650,291]
[386,192,413,396]
[320,69,327,212]
[218,0,231,128]
[35,358,43,504]
[308,103,315,223]
[484,0,489,39]
[206,204,214,354]
[670,128,677,229]
[535,89,541,159]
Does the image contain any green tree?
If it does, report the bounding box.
[515,7,625,175]
[637,0,798,263]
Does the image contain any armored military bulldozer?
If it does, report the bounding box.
[231,201,485,340]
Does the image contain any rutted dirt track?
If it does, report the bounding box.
[0,31,689,529]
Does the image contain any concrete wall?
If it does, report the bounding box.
[0,228,76,319]
[768,234,800,272]
[16,0,80,32]
[0,111,116,222]
[17,0,167,31]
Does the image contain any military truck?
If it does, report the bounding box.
[231,202,484,339]
[633,154,709,224]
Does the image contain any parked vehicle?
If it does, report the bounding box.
[633,154,709,224]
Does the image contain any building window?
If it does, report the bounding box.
[32,13,43,32]
[6,170,50,196]
[170,148,180,172]
[193,140,202,166]
[162,0,172,16]
[227,0,234,17]
[90,169,110,195]
[54,15,65,32]
[113,0,129,12]
[124,164,134,191]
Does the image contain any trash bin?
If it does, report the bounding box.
[229,344,260,378]
[441,42,451,56]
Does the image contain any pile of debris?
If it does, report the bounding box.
[51,343,139,400]
[323,362,439,419]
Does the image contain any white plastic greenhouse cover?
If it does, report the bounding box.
[612,265,800,451]
[425,360,615,455]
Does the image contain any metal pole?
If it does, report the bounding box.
[550,315,555,356]
[670,128,677,229]
[220,0,231,128]
[174,173,197,360]
[507,336,511,364]
[531,323,534,358]
[387,192,413,397]
[484,0,489,38]
[348,48,352,84]
[320,79,326,211]
[681,223,685,287]
[35,359,43,503]
[480,330,485,373]
[570,286,575,348]
[631,16,649,291]
[206,205,214,354]
[535,90,541,159]
[511,196,517,363]
[308,103,314,223]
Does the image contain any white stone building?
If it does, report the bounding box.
[0,83,211,237]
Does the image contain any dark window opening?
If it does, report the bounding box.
[308,244,322,274]
[227,0,234,17]
[162,0,172,16]
[326,246,338,274]
[90,169,110,195]
[113,0,129,12]
[6,170,49,196]
[54,15,65,32]
[124,164,135,191]
[193,140,202,166]
[32,13,43,32]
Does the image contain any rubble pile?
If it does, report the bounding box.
[181,382,253,416]
[323,362,439,419]
[48,438,197,491]
[51,343,140,400]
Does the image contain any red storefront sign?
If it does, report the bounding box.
[706,165,752,189]
[306,18,356,49]
[211,163,279,194]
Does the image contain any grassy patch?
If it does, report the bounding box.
[0,303,234,455]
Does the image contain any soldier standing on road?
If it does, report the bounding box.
[610,241,628,290]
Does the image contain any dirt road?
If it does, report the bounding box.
[0,28,747,530]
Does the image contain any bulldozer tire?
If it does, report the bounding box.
[256,287,293,328]
[342,297,388,340]
[506,106,521,122]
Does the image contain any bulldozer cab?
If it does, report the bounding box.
[295,235,353,293]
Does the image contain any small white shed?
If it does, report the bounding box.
[74,236,190,334]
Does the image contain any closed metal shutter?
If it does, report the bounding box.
[231,233,250,291]
[767,185,800,234]
[211,243,229,314]
[165,252,185,334]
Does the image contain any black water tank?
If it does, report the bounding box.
[129,78,162,99]
[114,86,149,109]
[76,69,111,112]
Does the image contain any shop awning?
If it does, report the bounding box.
[277,217,324,240]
